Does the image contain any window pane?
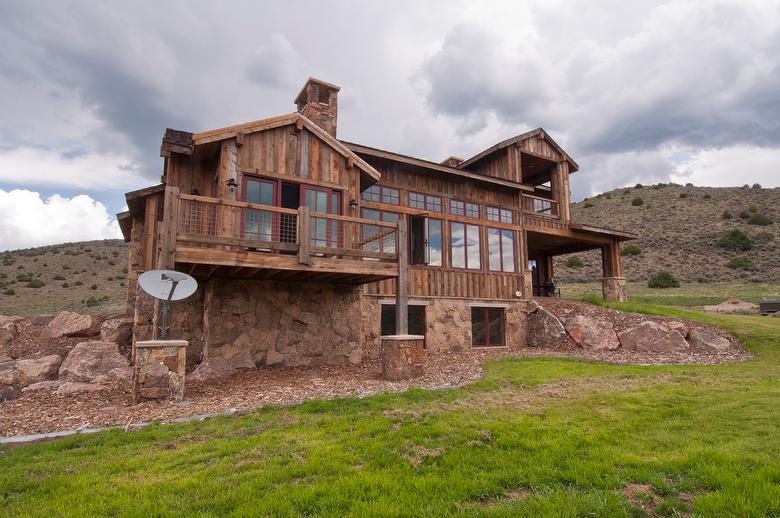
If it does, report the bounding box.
[361,185,380,202]
[451,200,464,216]
[502,230,515,272]
[428,219,442,266]
[409,305,425,336]
[382,188,399,205]
[380,305,395,336]
[471,308,486,346]
[486,207,499,221]
[466,224,481,269]
[361,209,380,252]
[409,192,425,209]
[500,209,512,224]
[465,203,480,218]
[487,308,504,346]
[382,212,399,253]
[487,228,501,271]
[451,222,465,268]
[428,196,442,212]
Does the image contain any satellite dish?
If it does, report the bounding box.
[138,269,198,301]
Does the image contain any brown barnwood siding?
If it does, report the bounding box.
[469,144,522,183]
[519,135,562,162]
[364,268,522,300]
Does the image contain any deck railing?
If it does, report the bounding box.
[521,194,559,218]
[176,194,399,264]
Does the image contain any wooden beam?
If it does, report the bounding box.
[202,279,214,360]
[298,206,311,266]
[157,187,179,269]
[395,217,409,335]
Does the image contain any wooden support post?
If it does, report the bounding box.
[158,186,180,270]
[202,279,214,361]
[298,206,311,265]
[143,195,159,271]
[395,218,409,335]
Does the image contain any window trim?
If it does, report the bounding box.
[487,227,516,272]
[409,191,443,212]
[450,221,481,270]
[471,306,505,348]
[486,206,512,224]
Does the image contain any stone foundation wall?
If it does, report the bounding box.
[203,279,362,368]
[362,296,528,356]
[602,277,628,302]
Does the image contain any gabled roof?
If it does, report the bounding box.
[458,128,579,172]
[190,112,380,182]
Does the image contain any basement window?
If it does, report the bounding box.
[471,307,505,347]
[381,304,426,339]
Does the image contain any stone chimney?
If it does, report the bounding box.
[295,77,340,138]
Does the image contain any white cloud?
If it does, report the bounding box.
[671,145,780,187]
[0,148,147,191]
[0,189,121,251]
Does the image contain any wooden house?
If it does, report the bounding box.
[118,78,635,369]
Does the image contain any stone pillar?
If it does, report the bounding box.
[602,277,628,302]
[133,340,188,403]
[522,269,533,299]
[381,335,424,381]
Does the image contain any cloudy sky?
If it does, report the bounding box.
[1,0,779,250]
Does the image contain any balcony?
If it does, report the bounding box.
[172,194,400,284]
[521,194,559,217]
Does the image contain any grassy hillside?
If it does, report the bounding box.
[0,240,129,316]
[556,184,780,284]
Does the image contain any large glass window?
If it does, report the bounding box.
[471,307,504,347]
[362,209,399,254]
[410,217,442,266]
[487,228,516,272]
[409,192,442,212]
[451,222,481,269]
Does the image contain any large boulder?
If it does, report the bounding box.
[687,328,732,351]
[618,322,689,352]
[563,314,620,351]
[526,303,568,348]
[100,317,134,351]
[186,357,236,383]
[0,385,20,402]
[0,355,62,388]
[42,311,103,339]
[58,341,130,383]
[22,380,63,392]
[56,382,107,395]
[0,316,21,348]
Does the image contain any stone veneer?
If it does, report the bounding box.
[195,279,362,368]
[362,297,529,357]
[381,336,424,381]
[133,340,188,402]
[602,277,628,302]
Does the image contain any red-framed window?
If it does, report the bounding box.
[362,185,400,205]
[361,208,399,254]
[487,228,516,272]
[486,206,513,224]
[450,222,481,269]
[409,192,442,212]
[471,307,505,347]
[450,199,480,218]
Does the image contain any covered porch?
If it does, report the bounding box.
[524,223,636,302]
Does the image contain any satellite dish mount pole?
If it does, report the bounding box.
[157,274,180,340]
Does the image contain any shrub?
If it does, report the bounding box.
[703,193,712,199]
[107,277,113,281]
[90,284,98,290]
[3,288,15,296]
[631,197,644,206]
[752,183,762,189]
[74,281,83,286]
[605,193,612,199]
[647,270,680,289]
[679,193,688,198]
[0,273,5,278]
[635,183,643,189]
[741,184,750,189]
[85,296,100,307]
[754,231,775,243]
[738,210,751,220]
[16,274,32,282]
[621,243,642,256]
[718,229,753,251]
[25,280,45,288]
[52,274,66,281]
[583,202,594,209]
[623,189,632,195]
[565,256,584,268]
[747,213,774,226]
[2,257,15,266]
[725,256,755,270]
[685,182,694,187]
[62,282,69,288]
[722,210,733,220]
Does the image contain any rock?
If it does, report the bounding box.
[0,385,21,401]
[59,341,130,382]
[0,318,19,348]
[562,314,620,351]
[107,366,134,381]
[55,382,107,395]
[15,355,62,386]
[0,351,11,363]
[0,361,17,386]
[526,303,568,348]
[619,322,689,352]
[665,321,689,339]
[42,311,103,339]
[687,328,732,351]
[186,357,236,383]
[100,317,134,351]
[22,380,63,392]
[139,363,170,388]
[228,349,256,370]
[703,299,758,314]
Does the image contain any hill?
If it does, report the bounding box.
[555,184,780,283]
[0,239,129,316]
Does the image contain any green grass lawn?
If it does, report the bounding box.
[561,281,780,307]
[2,305,780,516]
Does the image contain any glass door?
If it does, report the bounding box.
[242,177,276,243]
[302,186,341,248]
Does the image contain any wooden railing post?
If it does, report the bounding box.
[395,218,408,335]
[298,206,311,265]
[158,186,180,269]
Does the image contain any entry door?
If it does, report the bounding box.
[243,177,276,242]
[302,186,341,247]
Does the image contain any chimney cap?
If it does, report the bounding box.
[294,77,341,105]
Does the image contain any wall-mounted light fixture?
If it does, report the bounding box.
[349,198,358,210]
[226,178,238,192]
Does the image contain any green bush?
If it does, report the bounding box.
[679,193,688,198]
[747,213,774,226]
[3,288,15,296]
[647,270,680,289]
[62,282,69,288]
[725,256,755,270]
[26,280,45,288]
[85,296,101,307]
[703,194,712,199]
[74,281,83,286]
[722,210,732,220]
[582,202,594,209]
[90,284,98,290]
[16,274,32,282]
[604,193,612,199]
[738,210,751,220]
[634,183,643,189]
[565,256,584,268]
[2,257,15,266]
[685,182,694,187]
[718,229,753,251]
[621,243,642,256]
[752,183,762,189]
[631,197,644,206]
